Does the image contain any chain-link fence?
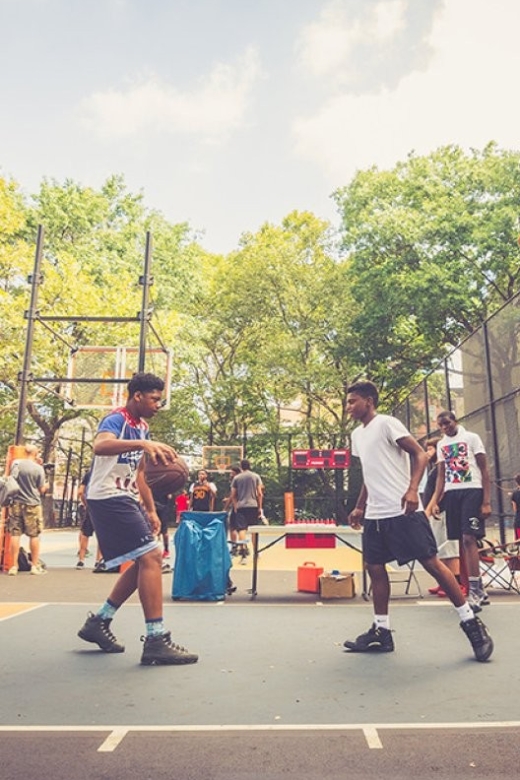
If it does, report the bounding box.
[394,291,520,541]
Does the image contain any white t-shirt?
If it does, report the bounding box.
[437,425,485,492]
[351,414,421,520]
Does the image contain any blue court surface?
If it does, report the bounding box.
[1,530,519,780]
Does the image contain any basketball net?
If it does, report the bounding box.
[214,455,231,475]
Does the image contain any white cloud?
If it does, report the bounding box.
[79,46,263,142]
[372,0,406,41]
[292,0,520,184]
[296,0,407,80]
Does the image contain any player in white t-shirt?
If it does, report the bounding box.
[425,410,492,612]
[342,380,493,663]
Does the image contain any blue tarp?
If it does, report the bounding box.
[172,511,231,601]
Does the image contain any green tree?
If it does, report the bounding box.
[333,143,520,404]
[0,175,205,471]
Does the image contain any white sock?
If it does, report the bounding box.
[374,614,390,630]
[456,603,474,622]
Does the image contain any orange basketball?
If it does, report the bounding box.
[144,456,189,499]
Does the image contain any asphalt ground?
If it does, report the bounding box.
[1,528,520,780]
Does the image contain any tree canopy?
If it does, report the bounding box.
[333,143,520,403]
[1,142,520,517]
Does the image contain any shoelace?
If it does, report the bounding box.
[161,634,190,652]
[140,633,190,653]
[100,621,119,641]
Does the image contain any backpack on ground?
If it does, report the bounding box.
[16,548,47,572]
[17,547,32,572]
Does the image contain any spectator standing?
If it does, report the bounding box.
[7,444,47,576]
[230,459,264,552]
[425,410,492,613]
[189,470,217,512]
[76,468,102,569]
[175,489,189,524]
[223,465,241,555]
[511,474,520,541]
[422,437,463,597]
[154,493,174,559]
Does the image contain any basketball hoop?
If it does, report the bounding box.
[64,346,172,410]
[202,446,243,474]
[214,455,231,475]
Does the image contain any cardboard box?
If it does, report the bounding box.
[319,572,356,599]
[297,562,324,593]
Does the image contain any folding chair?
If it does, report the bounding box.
[478,539,520,595]
[366,559,423,599]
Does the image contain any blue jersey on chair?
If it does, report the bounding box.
[172,511,231,601]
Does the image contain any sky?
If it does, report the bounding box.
[1,0,520,255]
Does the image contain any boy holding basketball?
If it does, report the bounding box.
[77,372,198,665]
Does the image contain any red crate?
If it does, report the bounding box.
[285,533,336,549]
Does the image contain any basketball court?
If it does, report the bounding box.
[1,529,519,779]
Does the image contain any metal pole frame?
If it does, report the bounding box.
[15,228,157,436]
[15,225,44,445]
[482,320,505,541]
[138,231,153,373]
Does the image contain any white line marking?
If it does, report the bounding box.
[363,727,383,748]
[0,604,48,622]
[1,721,520,734]
[98,728,128,752]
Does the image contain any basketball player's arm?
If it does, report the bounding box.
[424,461,445,518]
[136,464,160,535]
[37,468,48,496]
[476,452,492,518]
[77,483,87,507]
[256,480,263,515]
[348,484,367,529]
[209,484,216,511]
[93,432,177,463]
[230,486,238,511]
[397,436,428,514]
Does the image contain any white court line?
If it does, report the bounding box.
[98,728,128,752]
[1,720,520,755]
[0,604,48,622]
[363,727,383,749]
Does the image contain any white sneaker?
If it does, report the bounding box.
[8,566,18,576]
[30,564,47,575]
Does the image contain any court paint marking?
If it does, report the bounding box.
[0,603,46,621]
[1,721,520,753]
[98,728,128,752]
[363,726,383,749]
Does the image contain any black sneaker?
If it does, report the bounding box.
[77,612,125,653]
[343,624,394,653]
[140,631,199,665]
[460,616,494,662]
[467,591,483,614]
